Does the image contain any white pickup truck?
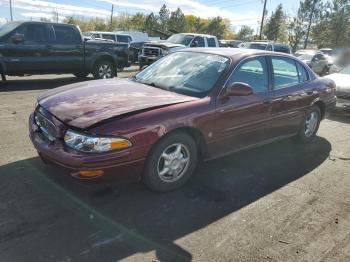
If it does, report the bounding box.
[139,33,219,69]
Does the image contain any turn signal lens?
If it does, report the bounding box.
[79,170,104,177]
[110,139,132,149]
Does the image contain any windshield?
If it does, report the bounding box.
[166,34,194,46]
[297,53,314,60]
[0,22,21,38]
[340,65,350,74]
[246,43,267,50]
[131,52,229,97]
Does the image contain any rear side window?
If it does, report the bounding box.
[272,57,299,89]
[53,25,81,44]
[207,37,216,47]
[296,62,309,82]
[227,57,269,93]
[24,24,49,43]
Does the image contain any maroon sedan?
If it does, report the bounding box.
[29,49,336,192]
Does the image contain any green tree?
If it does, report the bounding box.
[312,0,350,47]
[302,0,324,48]
[158,4,170,33]
[204,17,226,38]
[169,8,185,33]
[236,25,254,41]
[264,4,288,41]
[144,12,158,35]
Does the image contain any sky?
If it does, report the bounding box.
[0,0,297,31]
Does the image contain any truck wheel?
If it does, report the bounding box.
[320,66,328,76]
[143,132,198,192]
[73,73,89,79]
[93,60,116,79]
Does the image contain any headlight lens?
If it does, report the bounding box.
[64,130,132,153]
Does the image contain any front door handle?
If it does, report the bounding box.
[306,90,315,95]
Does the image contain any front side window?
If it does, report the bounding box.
[192,36,205,47]
[102,34,116,41]
[116,35,130,43]
[227,57,269,93]
[132,52,229,97]
[18,24,49,43]
[272,57,299,89]
[53,25,81,44]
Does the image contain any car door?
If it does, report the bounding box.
[269,56,312,136]
[212,56,274,157]
[48,24,84,73]
[3,23,51,74]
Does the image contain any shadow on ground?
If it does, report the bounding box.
[0,76,91,92]
[0,136,332,262]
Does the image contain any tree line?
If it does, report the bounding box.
[62,0,350,51]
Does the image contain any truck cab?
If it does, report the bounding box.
[139,33,219,69]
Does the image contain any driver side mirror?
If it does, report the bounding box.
[224,82,253,97]
[11,34,24,44]
[191,40,199,47]
[312,57,319,62]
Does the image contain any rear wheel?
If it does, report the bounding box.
[295,105,321,143]
[143,132,198,192]
[93,60,116,79]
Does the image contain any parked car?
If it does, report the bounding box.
[139,33,219,69]
[294,50,330,76]
[0,21,129,81]
[83,31,148,64]
[29,48,336,192]
[319,48,333,56]
[244,41,291,54]
[219,40,243,48]
[324,65,350,98]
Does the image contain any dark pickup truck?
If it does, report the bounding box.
[0,21,129,80]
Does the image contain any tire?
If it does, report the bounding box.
[73,73,89,79]
[143,132,198,192]
[295,105,321,143]
[92,60,116,79]
[320,66,328,76]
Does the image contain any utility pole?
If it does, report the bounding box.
[110,4,114,30]
[259,0,267,40]
[9,0,13,21]
[304,0,316,49]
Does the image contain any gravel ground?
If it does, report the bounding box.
[0,69,349,262]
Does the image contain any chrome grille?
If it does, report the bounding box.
[143,47,161,57]
[34,111,57,141]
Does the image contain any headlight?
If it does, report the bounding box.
[64,130,132,153]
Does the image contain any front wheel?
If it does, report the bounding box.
[93,60,116,79]
[295,105,321,143]
[143,132,198,192]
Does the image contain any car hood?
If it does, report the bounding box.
[324,73,350,89]
[144,42,185,49]
[38,79,199,129]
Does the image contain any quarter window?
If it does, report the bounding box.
[272,57,299,89]
[227,57,269,93]
[296,62,309,82]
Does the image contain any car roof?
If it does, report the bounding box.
[175,33,216,38]
[181,47,294,59]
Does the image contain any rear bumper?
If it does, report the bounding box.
[29,113,145,183]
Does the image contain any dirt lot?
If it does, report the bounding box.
[0,69,349,262]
